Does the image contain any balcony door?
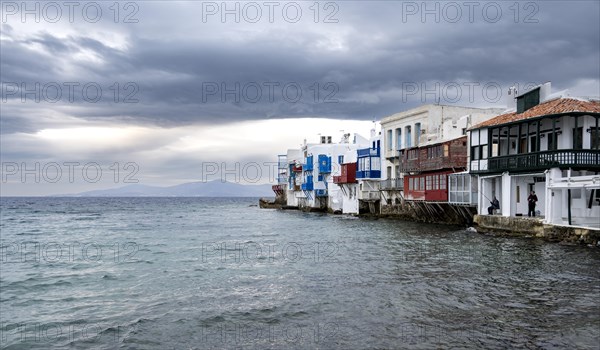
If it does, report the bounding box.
[573,127,583,149]
[591,127,600,149]
[547,133,555,151]
[520,137,527,154]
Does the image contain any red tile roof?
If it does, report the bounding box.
[471,98,600,129]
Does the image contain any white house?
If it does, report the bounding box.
[355,130,383,214]
[380,104,504,206]
[469,82,600,228]
[285,148,303,207]
[284,134,369,212]
[333,146,360,214]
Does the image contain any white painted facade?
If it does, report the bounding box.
[285,148,303,207]
[469,114,600,173]
[284,134,371,211]
[546,169,600,228]
[470,83,600,229]
[334,145,361,214]
[357,131,383,209]
[478,172,546,217]
[380,104,503,203]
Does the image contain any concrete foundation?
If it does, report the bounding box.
[474,214,600,246]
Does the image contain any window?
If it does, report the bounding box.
[471,146,480,160]
[427,145,442,159]
[414,123,421,147]
[462,128,467,135]
[371,157,381,171]
[443,145,449,157]
[516,186,520,203]
[440,175,447,190]
[530,136,537,152]
[387,130,393,150]
[492,143,499,157]
[396,128,402,150]
[420,177,425,190]
[481,145,488,159]
[408,149,418,160]
[405,126,412,148]
[338,155,344,164]
[519,137,527,154]
[426,176,432,190]
[593,189,600,206]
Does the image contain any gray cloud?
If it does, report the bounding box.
[1,0,599,194]
[3,2,599,129]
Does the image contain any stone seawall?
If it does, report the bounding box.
[474,215,600,246]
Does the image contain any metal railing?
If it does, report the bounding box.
[381,178,404,191]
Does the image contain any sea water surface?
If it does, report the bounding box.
[1,197,599,349]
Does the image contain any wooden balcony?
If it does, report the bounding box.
[333,163,357,184]
[398,137,467,173]
[474,149,600,173]
[400,155,466,173]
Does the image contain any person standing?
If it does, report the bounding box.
[528,191,538,217]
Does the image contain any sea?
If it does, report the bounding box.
[1,197,599,349]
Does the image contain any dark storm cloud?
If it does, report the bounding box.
[1,0,599,133]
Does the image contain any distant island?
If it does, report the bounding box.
[57,181,273,197]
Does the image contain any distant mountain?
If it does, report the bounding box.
[61,181,274,197]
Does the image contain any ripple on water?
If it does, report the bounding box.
[0,197,598,349]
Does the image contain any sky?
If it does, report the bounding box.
[1,0,599,195]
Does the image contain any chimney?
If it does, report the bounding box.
[539,81,552,102]
[506,86,517,111]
